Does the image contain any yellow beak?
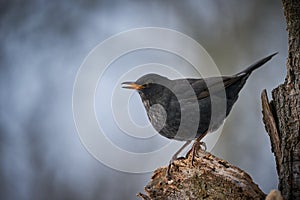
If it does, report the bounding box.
[121,82,145,90]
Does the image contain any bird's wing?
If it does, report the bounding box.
[172,76,244,100]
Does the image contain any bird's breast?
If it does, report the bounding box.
[146,103,168,133]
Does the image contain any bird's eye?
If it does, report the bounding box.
[142,79,154,88]
[146,79,153,84]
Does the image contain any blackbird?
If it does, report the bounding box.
[122,53,277,176]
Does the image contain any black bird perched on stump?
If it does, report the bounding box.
[122,53,277,177]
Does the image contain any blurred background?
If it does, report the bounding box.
[0,0,287,199]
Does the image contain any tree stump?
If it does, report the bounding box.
[138,150,266,200]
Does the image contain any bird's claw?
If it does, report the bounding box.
[190,140,206,166]
[166,161,175,179]
[200,141,207,151]
[166,140,206,177]
[166,140,192,178]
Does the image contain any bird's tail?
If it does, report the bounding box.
[236,52,278,76]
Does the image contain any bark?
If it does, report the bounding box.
[261,0,300,199]
[138,150,266,200]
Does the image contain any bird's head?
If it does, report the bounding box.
[122,73,171,104]
[122,73,169,92]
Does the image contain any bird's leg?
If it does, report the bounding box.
[167,140,192,178]
[188,133,207,166]
[171,140,193,163]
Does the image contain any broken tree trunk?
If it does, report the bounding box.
[261,0,300,199]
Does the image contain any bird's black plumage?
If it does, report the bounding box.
[122,53,277,142]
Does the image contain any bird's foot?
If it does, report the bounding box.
[167,139,206,178]
[166,140,192,179]
[166,162,173,179]
[190,140,206,166]
[200,141,207,151]
[166,155,185,179]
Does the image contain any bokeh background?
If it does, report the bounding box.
[0,0,287,199]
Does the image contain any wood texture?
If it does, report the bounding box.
[138,150,266,200]
[261,0,300,199]
[261,90,281,174]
